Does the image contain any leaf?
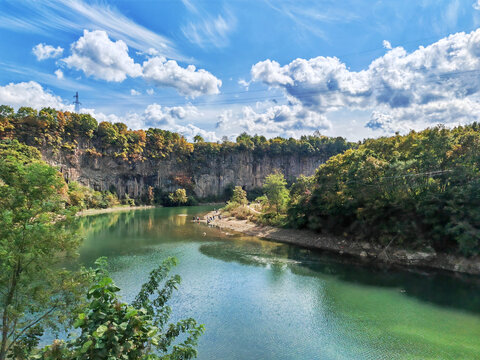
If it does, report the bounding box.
[147,328,158,337]
[95,324,108,337]
[125,309,138,319]
[80,339,93,353]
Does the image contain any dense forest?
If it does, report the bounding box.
[225,124,480,257]
[0,105,352,161]
[290,124,480,256]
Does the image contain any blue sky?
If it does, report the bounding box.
[0,0,480,141]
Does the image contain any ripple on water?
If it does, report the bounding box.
[76,207,480,360]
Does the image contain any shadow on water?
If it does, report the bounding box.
[198,235,480,315]
[77,206,480,315]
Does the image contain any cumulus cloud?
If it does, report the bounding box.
[123,103,217,141]
[366,99,480,133]
[216,104,331,138]
[63,30,142,82]
[382,40,392,50]
[32,43,63,60]
[142,56,222,97]
[130,89,140,96]
[54,69,64,79]
[61,30,221,97]
[250,28,480,133]
[474,0,480,10]
[0,81,71,110]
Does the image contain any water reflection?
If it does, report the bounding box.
[76,207,480,360]
[199,237,480,315]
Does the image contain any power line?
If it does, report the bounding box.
[76,66,480,110]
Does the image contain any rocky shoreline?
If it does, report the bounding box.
[204,211,480,276]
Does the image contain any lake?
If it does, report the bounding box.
[77,206,480,360]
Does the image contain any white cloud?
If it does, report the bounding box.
[63,30,142,82]
[382,40,392,50]
[182,12,236,49]
[118,103,217,141]
[130,89,140,96]
[136,48,160,57]
[142,56,222,97]
[0,81,71,110]
[0,0,182,59]
[366,99,480,133]
[238,79,250,89]
[141,103,198,127]
[62,30,221,96]
[216,104,331,138]
[250,28,480,133]
[474,0,480,10]
[54,69,64,79]
[32,43,63,60]
[146,88,155,95]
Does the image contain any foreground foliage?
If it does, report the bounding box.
[38,258,204,360]
[0,140,88,360]
[0,141,203,359]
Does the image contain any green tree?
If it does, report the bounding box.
[0,140,88,360]
[0,106,14,138]
[97,122,118,145]
[168,188,188,205]
[230,186,247,205]
[193,135,204,143]
[263,171,290,214]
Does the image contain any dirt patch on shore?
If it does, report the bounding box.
[77,205,155,216]
[202,211,480,276]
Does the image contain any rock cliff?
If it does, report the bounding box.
[40,146,327,200]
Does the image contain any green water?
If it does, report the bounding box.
[78,206,480,360]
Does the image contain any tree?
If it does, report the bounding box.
[0,106,14,138]
[38,257,204,360]
[230,186,247,205]
[262,171,290,214]
[147,186,155,205]
[193,135,204,143]
[236,133,254,150]
[168,188,188,205]
[0,140,88,360]
[97,122,118,145]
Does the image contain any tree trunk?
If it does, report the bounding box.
[0,262,20,360]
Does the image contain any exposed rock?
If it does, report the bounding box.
[361,242,371,250]
[360,251,368,258]
[41,146,326,200]
[392,249,437,263]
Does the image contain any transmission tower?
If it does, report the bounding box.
[73,92,81,113]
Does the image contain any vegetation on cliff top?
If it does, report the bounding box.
[0,105,352,161]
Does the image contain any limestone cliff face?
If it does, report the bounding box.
[41,146,326,199]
